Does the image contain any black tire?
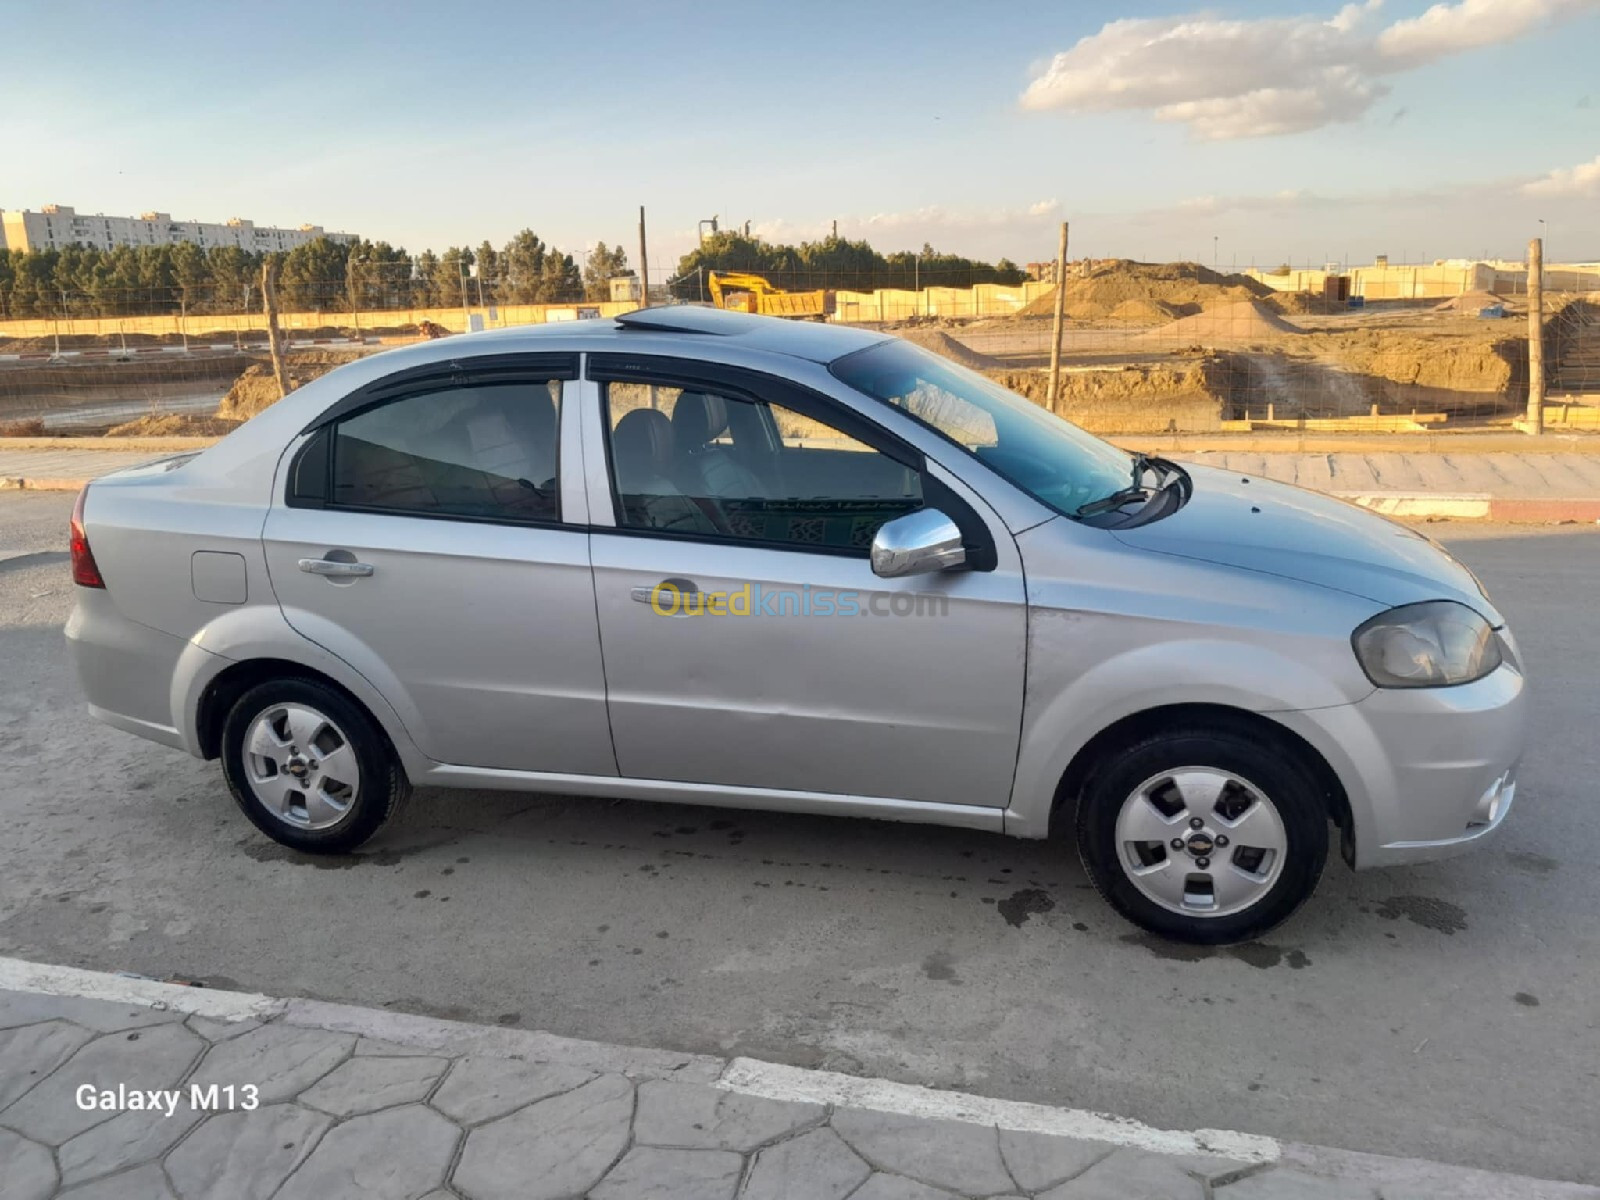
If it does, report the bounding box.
[220,677,409,855]
[1076,725,1328,944]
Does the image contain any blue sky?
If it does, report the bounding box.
[5,0,1597,271]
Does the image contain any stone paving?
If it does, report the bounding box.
[1,984,1595,1200]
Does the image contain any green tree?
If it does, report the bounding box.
[475,240,501,306]
[431,247,478,309]
[582,242,631,301]
[280,237,351,311]
[500,230,547,304]
[993,258,1026,286]
[206,246,259,313]
[170,241,208,315]
[412,250,441,307]
[538,250,581,302]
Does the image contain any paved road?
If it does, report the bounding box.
[2,491,1597,1185]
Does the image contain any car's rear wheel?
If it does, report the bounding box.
[1076,726,1328,944]
[220,678,408,854]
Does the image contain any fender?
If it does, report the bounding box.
[1004,635,1373,838]
[171,603,434,779]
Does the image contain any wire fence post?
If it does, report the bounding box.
[638,207,650,308]
[1046,221,1069,413]
[1525,236,1544,435]
[261,259,291,401]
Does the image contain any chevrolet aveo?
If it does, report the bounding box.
[66,307,1526,943]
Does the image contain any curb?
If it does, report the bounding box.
[1330,492,1600,522]
[2,954,1595,1197]
[0,956,1263,1163]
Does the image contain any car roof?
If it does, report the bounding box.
[450,306,891,365]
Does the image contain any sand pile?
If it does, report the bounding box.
[992,362,1225,433]
[1266,291,1334,315]
[107,414,243,437]
[217,351,369,420]
[1432,291,1510,314]
[895,328,1005,371]
[1019,260,1272,321]
[1110,298,1182,322]
[1140,300,1302,343]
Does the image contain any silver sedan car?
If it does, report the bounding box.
[66,307,1526,942]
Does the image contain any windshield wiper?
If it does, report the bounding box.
[1075,453,1167,517]
[1075,486,1151,517]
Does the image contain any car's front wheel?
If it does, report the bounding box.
[220,677,409,854]
[1076,725,1328,944]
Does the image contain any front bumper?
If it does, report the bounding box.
[1273,658,1527,870]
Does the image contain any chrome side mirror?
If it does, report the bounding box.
[870,508,966,578]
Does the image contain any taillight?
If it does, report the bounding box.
[70,486,105,588]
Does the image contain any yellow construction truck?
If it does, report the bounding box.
[707,271,835,320]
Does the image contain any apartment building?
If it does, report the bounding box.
[0,205,355,254]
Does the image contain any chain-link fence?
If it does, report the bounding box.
[3,256,1596,437]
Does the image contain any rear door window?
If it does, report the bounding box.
[329,381,562,522]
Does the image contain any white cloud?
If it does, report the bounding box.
[1521,154,1600,197]
[1377,0,1594,65]
[1154,69,1382,139]
[1021,0,1599,139]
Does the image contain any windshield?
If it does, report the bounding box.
[830,338,1136,518]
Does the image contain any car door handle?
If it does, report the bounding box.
[299,558,374,578]
[631,580,699,605]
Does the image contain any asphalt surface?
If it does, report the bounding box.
[2,490,1597,1184]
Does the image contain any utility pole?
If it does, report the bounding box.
[1046,221,1070,413]
[1526,236,1545,435]
[261,259,291,400]
[459,261,471,329]
[638,207,650,307]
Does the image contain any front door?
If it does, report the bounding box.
[262,363,615,776]
[585,357,1026,808]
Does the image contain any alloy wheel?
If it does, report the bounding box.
[241,702,361,831]
[1113,767,1287,917]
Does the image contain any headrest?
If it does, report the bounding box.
[613,408,675,468]
[671,391,729,449]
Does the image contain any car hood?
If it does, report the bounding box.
[1113,464,1502,623]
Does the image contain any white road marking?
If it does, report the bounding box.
[717,1056,1281,1164]
[0,955,282,1023]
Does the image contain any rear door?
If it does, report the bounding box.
[261,354,616,776]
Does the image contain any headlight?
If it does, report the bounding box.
[1352,601,1502,688]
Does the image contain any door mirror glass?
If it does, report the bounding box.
[870,508,966,578]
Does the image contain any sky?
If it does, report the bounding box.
[3,0,1597,272]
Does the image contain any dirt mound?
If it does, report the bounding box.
[1140,300,1302,344]
[106,413,243,437]
[1433,291,1511,314]
[895,328,1005,371]
[1019,260,1272,321]
[1108,298,1182,323]
[217,352,366,420]
[992,361,1225,433]
[1266,291,1335,315]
